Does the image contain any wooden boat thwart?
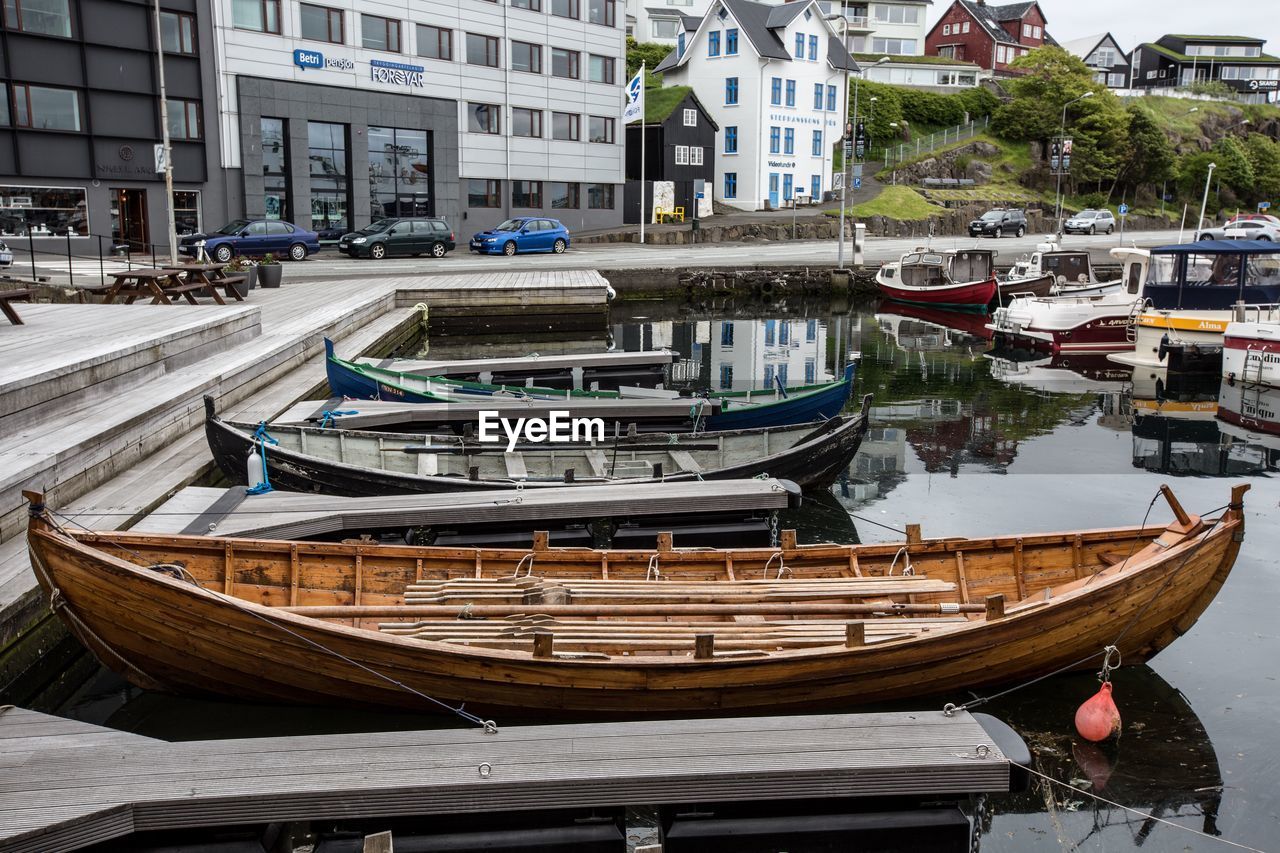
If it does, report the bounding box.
[25,485,1247,716]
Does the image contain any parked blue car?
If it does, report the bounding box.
[179,219,321,263]
[469,217,571,256]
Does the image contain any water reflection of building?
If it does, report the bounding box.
[834,427,909,504]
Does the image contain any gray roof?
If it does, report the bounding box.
[954,0,1021,45]
[989,1,1037,21]
[827,35,859,71]
[655,0,857,73]
[765,2,807,29]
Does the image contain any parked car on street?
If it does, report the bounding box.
[968,209,1026,239]
[179,220,320,263]
[1223,220,1280,241]
[338,218,456,259]
[0,240,12,267]
[1197,214,1280,240]
[1063,209,1116,235]
[469,218,571,256]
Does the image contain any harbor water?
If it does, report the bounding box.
[15,294,1280,852]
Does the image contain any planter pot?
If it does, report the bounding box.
[228,266,255,298]
[258,264,283,288]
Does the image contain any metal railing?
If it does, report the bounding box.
[0,233,191,289]
[882,116,991,169]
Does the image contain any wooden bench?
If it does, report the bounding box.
[0,287,31,325]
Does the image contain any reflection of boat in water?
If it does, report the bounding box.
[985,349,1132,394]
[1217,380,1280,456]
[1130,392,1275,476]
[875,301,994,351]
[875,247,998,309]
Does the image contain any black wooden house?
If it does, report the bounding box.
[624,86,719,224]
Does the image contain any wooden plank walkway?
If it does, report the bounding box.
[0,706,1019,853]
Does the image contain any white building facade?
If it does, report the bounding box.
[654,0,858,211]
[211,0,626,233]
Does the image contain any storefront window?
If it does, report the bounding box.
[3,0,72,37]
[172,190,200,236]
[308,121,349,234]
[368,126,431,220]
[0,185,87,236]
[261,117,289,222]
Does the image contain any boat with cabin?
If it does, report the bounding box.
[875,248,999,309]
[1222,318,1280,389]
[1002,238,1121,298]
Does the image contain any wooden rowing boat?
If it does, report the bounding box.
[24,485,1247,716]
[205,395,872,495]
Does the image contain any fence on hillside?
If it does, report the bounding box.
[881,115,991,170]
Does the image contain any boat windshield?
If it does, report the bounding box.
[1145,249,1280,309]
[1044,253,1091,284]
[950,251,992,282]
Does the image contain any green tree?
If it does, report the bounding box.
[1243,133,1280,203]
[1214,137,1256,201]
[1177,151,1218,203]
[1113,104,1176,200]
[626,37,672,79]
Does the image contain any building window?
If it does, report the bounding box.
[804,359,815,384]
[765,319,776,346]
[552,111,579,140]
[769,126,780,154]
[12,84,79,130]
[725,76,738,104]
[160,11,196,53]
[826,84,836,111]
[511,0,539,9]
[551,0,578,19]
[1108,72,1125,87]
[675,145,688,165]
[962,21,969,33]
[512,180,542,207]
[1033,25,1041,38]
[708,31,719,56]
[806,319,816,341]
[467,102,500,134]
[724,125,737,153]
[307,121,349,234]
[650,17,678,38]
[793,32,803,58]
[232,0,280,33]
[300,4,342,43]
[871,37,915,55]
[719,364,733,389]
[587,183,614,208]
[417,24,451,60]
[811,129,822,156]
[588,115,614,143]
[689,146,703,166]
[512,107,542,137]
[551,47,580,78]
[783,127,794,155]
[368,126,431,219]
[1090,47,1117,67]
[549,182,579,209]
[511,40,542,73]
[725,28,737,54]
[873,4,918,23]
[587,0,614,26]
[808,34,818,61]
[468,179,501,207]
[0,185,87,236]
[172,190,200,236]
[260,117,289,222]
[770,77,781,105]
[3,0,72,37]
[1022,23,1031,37]
[720,322,734,345]
[362,14,400,52]
[466,32,500,67]
[943,23,950,35]
[785,79,795,107]
[813,82,823,110]
[588,54,615,83]
[995,45,1005,63]
[166,98,201,139]
[810,174,820,199]
[682,108,696,126]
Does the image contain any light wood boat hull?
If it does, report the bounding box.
[26,488,1245,716]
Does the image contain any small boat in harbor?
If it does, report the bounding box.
[205,395,872,495]
[1223,319,1280,388]
[1001,239,1121,299]
[875,248,999,309]
[354,349,678,391]
[25,483,1248,715]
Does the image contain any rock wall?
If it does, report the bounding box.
[893,140,1003,185]
[577,217,851,246]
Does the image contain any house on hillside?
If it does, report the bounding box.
[653,0,859,211]
[1061,33,1130,89]
[1130,35,1280,103]
[624,86,719,224]
[854,53,984,91]
[924,0,1054,76]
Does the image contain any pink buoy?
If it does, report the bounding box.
[1075,681,1122,742]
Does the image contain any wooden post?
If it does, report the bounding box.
[694,634,715,659]
[906,524,922,545]
[532,531,549,551]
[532,631,553,657]
[657,532,674,552]
[780,529,797,551]
[845,622,865,647]
[985,594,1005,620]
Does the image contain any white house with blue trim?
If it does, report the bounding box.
[654,0,858,211]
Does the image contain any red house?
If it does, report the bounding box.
[925,0,1053,76]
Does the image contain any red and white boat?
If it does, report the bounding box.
[876,248,998,309]
[1223,320,1280,389]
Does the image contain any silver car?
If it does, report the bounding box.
[1222,220,1280,241]
[1063,209,1116,235]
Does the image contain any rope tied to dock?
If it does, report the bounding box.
[318,409,358,429]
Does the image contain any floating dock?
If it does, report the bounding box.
[0,705,1029,853]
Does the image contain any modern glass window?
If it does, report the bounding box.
[300,4,342,43]
[725,76,738,104]
[871,37,915,55]
[873,4,918,23]
[725,27,737,54]
[650,17,678,38]
[261,117,289,222]
[512,180,542,207]
[588,115,614,143]
[770,77,781,105]
[551,0,578,19]
[793,32,804,58]
[708,31,719,56]
[551,47,579,78]
[769,126,780,154]
[587,0,614,26]
[811,129,822,156]
[159,11,196,53]
[3,0,72,37]
[468,179,501,207]
[467,102,500,133]
[587,183,614,208]
[362,14,400,52]
[808,34,818,61]
[307,121,349,234]
[466,32,500,67]
[232,0,279,33]
[166,99,201,139]
[511,107,542,137]
[720,321,734,345]
[0,185,87,236]
[785,79,795,107]
[813,83,824,110]
[810,174,820,200]
[588,54,614,83]
[417,24,451,60]
[12,84,80,130]
[724,125,737,153]
[511,40,541,73]
[172,190,201,236]
[826,84,836,111]
[511,0,539,9]
[368,126,431,219]
[549,182,579,209]
[783,127,794,155]
[551,111,579,141]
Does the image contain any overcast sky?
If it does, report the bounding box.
[924,0,1280,56]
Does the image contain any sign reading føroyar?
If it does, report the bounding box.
[371,59,425,87]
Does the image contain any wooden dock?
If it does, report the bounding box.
[0,705,1028,853]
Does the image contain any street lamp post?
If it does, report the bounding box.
[1197,162,1218,239]
[1053,91,1094,235]
[831,23,888,268]
[152,0,178,264]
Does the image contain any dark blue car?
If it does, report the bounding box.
[469,217,571,256]
[179,219,321,263]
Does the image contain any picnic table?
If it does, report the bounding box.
[102,265,244,306]
[178,262,247,302]
[1,287,31,325]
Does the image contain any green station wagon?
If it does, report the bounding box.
[338,217,456,259]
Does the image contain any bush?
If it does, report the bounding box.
[1184,80,1234,100]
[1076,192,1108,210]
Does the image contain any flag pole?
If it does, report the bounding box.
[639,63,646,245]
